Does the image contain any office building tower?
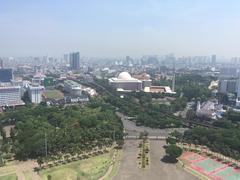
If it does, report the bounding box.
[0,68,13,83]
[64,54,69,63]
[219,79,238,93]
[0,59,3,68]
[0,85,24,107]
[28,85,45,104]
[219,67,239,78]
[211,55,216,64]
[227,80,237,93]
[69,52,80,70]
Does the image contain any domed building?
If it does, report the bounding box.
[109,72,151,92]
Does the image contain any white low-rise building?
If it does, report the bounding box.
[64,80,82,96]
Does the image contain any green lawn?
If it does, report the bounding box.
[0,173,17,180]
[39,153,112,180]
[0,166,15,177]
[44,90,64,100]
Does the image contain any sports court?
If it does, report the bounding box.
[181,151,240,180]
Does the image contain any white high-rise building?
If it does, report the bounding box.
[28,85,44,104]
[0,85,24,107]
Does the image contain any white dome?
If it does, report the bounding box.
[118,72,132,80]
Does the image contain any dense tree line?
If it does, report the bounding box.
[136,106,182,128]
[104,92,183,128]
[0,103,123,159]
[171,97,187,112]
[227,110,240,123]
[175,74,212,101]
[183,127,240,159]
[91,79,185,129]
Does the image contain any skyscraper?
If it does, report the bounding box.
[0,85,24,107]
[28,85,45,104]
[211,54,216,65]
[69,52,80,70]
[0,68,13,83]
[0,59,3,68]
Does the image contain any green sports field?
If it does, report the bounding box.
[194,158,224,173]
[44,90,64,100]
[182,151,240,180]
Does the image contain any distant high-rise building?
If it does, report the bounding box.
[219,79,238,93]
[28,85,45,104]
[0,68,13,83]
[0,59,3,68]
[64,54,69,63]
[211,55,216,64]
[219,67,239,78]
[69,52,80,70]
[219,79,228,93]
[0,85,24,107]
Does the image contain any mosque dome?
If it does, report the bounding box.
[118,72,132,80]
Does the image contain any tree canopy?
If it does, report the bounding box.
[165,144,183,160]
[0,103,123,159]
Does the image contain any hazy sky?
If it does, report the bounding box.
[1,0,240,57]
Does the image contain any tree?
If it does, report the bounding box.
[0,127,6,144]
[47,175,52,180]
[186,109,195,121]
[10,127,15,142]
[170,130,183,142]
[165,144,183,161]
[166,137,176,145]
[37,157,44,168]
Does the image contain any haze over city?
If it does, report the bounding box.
[2,1,240,180]
[1,0,240,57]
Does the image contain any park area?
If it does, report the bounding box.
[181,151,240,180]
[0,150,119,180]
[39,152,113,180]
[0,173,17,180]
[0,165,17,180]
[43,90,64,100]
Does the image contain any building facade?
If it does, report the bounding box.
[64,80,82,96]
[0,86,24,107]
[0,69,13,83]
[0,59,3,68]
[69,52,80,70]
[109,72,147,92]
[28,85,45,104]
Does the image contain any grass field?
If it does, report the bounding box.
[0,166,15,176]
[39,152,112,180]
[44,90,64,100]
[0,173,17,180]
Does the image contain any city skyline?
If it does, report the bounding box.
[1,1,240,57]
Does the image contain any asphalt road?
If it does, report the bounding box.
[113,140,197,180]
[116,112,188,137]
